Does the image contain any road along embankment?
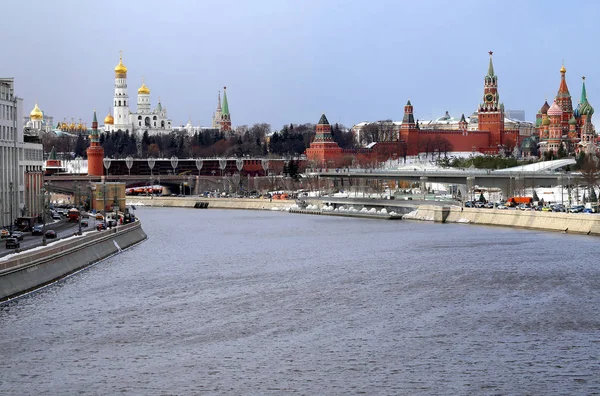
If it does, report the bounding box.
[127,196,296,211]
[0,221,147,302]
[403,205,600,235]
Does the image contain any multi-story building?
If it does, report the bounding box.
[0,78,44,228]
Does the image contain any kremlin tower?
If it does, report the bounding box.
[305,113,343,167]
[87,110,105,176]
[477,51,505,151]
[220,86,232,131]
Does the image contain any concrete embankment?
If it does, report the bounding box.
[404,205,600,235]
[128,196,295,211]
[0,221,147,302]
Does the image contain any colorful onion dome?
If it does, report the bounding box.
[542,116,551,126]
[574,102,581,118]
[568,115,577,125]
[29,103,43,120]
[535,117,542,127]
[104,113,114,125]
[540,100,550,115]
[547,100,562,116]
[580,101,594,116]
[114,53,127,77]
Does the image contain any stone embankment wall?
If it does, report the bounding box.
[128,196,295,211]
[404,205,600,235]
[0,222,147,302]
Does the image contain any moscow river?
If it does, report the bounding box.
[1,207,600,395]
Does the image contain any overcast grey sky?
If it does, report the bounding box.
[2,0,598,129]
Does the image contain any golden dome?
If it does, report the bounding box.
[77,123,83,130]
[30,103,43,120]
[138,81,150,95]
[114,52,128,77]
[104,113,114,125]
[560,64,566,73]
[69,122,76,130]
[61,122,68,130]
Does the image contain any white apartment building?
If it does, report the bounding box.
[0,78,44,229]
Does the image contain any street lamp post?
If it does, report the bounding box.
[125,156,134,177]
[219,159,227,178]
[195,159,203,196]
[103,157,112,179]
[41,182,48,246]
[170,156,179,176]
[236,158,244,193]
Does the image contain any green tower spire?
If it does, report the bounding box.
[93,109,97,123]
[487,51,495,77]
[49,146,57,160]
[581,76,588,105]
[222,87,230,116]
[318,113,329,125]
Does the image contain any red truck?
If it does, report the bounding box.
[506,196,533,207]
[67,208,80,222]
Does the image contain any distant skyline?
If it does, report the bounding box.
[2,0,599,130]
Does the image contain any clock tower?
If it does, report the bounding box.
[478,51,504,150]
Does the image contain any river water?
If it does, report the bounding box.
[1,207,600,395]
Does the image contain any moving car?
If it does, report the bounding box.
[32,225,44,235]
[95,213,104,220]
[10,231,24,241]
[1,229,9,238]
[5,237,19,249]
[45,230,57,239]
[96,223,107,231]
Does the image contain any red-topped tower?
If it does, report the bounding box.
[477,51,505,151]
[400,100,419,155]
[305,113,343,167]
[555,64,573,129]
[87,110,105,176]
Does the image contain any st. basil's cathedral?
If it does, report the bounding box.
[535,66,596,156]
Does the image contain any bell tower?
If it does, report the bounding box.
[478,51,504,150]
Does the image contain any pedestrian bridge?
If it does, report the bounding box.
[494,159,576,173]
[306,159,581,198]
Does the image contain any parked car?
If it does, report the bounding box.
[96,223,107,231]
[32,225,44,235]
[569,205,585,213]
[583,208,594,214]
[5,237,20,249]
[474,201,486,208]
[464,201,474,208]
[45,230,57,239]
[485,202,495,209]
[10,231,24,241]
[95,213,104,220]
[496,204,508,210]
[1,229,10,238]
[541,206,552,212]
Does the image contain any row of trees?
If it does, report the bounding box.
[41,122,356,160]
